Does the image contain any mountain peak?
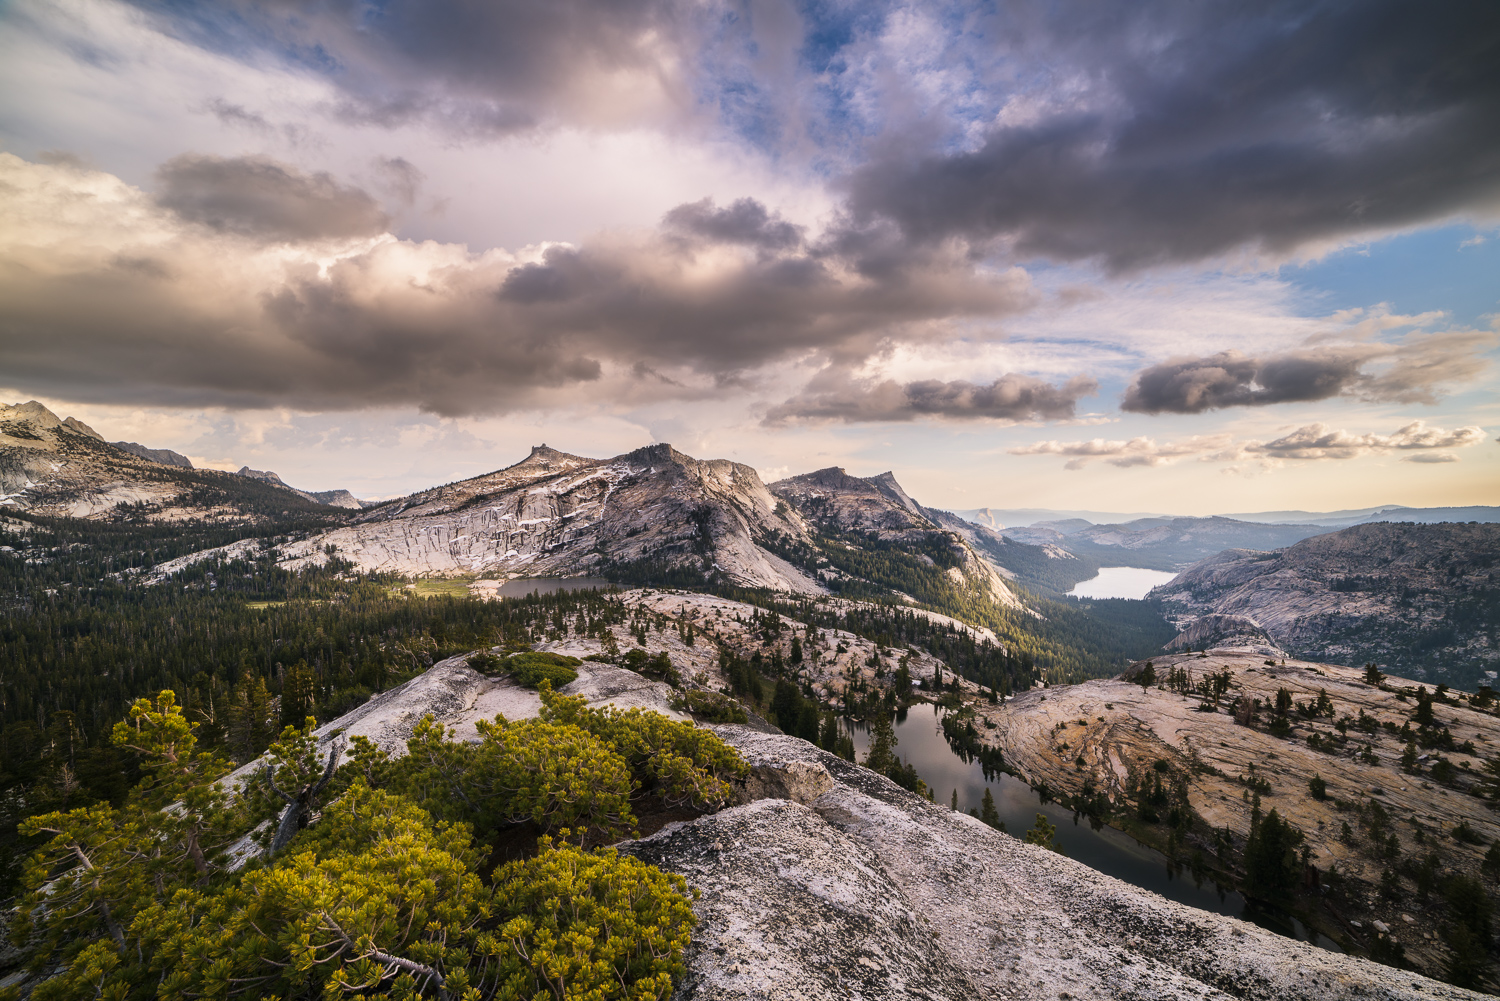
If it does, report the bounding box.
[237,466,288,486]
[1,401,107,449]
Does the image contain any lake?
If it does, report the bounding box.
[495,576,613,597]
[1068,566,1178,600]
[850,703,1339,950]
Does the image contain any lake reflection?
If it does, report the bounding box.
[495,577,613,597]
[849,703,1339,950]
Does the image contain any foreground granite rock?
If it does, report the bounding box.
[625,727,1480,1001]
[248,656,1479,998]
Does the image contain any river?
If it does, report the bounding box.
[1067,566,1178,600]
[850,703,1339,950]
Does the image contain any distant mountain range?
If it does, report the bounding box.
[955,505,1500,573]
[959,504,1500,530]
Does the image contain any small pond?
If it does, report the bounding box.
[496,577,614,597]
[850,703,1339,951]
[1067,566,1179,600]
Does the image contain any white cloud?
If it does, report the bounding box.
[1009,420,1487,470]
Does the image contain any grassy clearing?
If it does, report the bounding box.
[397,577,477,598]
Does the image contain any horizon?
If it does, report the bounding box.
[2,0,1497,514]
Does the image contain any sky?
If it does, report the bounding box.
[1,0,1497,515]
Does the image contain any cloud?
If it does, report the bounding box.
[663,198,803,250]
[841,1,1500,268]
[1240,421,1487,460]
[1008,435,1227,470]
[765,371,1098,425]
[1121,335,1494,414]
[0,153,1030,416]
[1010,421,1486,469]
[155,154,390,241]
[132,0,706,135]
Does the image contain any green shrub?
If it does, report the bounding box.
[482,838,695,1001]
[378,714,637,839]
[540,685,747,810]
[622,648,682,687]
[126,782,490,1001]
[1451,819,1485,845]
[504,651,581,688]
[672,689,749,724]
[1308,774,1328,800]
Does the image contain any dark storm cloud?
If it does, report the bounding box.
[766,372,1097,425]
[155,154,389,241]
[844,0,1500,268]
[1122,334,1495,414]
[1121,349,1367,414]
[663,198,804,250]
[0,156,1032,417]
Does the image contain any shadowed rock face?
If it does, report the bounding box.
[1152,522,1500,678]
[1165,612,1283,656]
[111,441,194,468]
[769,467,1023,609]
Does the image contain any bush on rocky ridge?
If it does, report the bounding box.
[2,688,721,1001]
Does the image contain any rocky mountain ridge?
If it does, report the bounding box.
[0,401,361,521]
[1152,522,1500,685]
[110,441,193,468]
[268,443,830,593]
[235,466,364,509]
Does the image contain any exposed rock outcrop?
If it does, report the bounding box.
[287,650,1480,999]
[264,444,829,593]
[626,727,1474,1000]
[1151,522,1500,681]
[1165,612,1284,657]
[769,467,1023,609]
[977,650,1500,975]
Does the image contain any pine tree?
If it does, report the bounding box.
[278,660,316,729]
[226,675,274,763]
[1243,807,1304,903]
[1024,813,1062,852]
[864,714,897,775]
[980,788,1002,829]
[951,788,958,811]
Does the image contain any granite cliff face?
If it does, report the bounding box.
[1152,523,1500,683]
[279,443,827,593]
